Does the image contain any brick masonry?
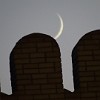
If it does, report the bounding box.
[0,30,100,100]
[65,30,100,100]
[0,33,65,100]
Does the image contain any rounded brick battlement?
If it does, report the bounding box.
[1,33,65,100]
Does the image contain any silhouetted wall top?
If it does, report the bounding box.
[1,33,65,100]
[65,30,100,100]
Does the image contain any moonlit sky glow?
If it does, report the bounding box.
[1,0,100,95]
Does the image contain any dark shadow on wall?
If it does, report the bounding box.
[72,45,80,90]
[10,50,17,93]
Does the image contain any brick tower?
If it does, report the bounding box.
[65,30,100,100]
[0,33,65,100]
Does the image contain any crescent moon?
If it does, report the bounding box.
[54,14,64,39]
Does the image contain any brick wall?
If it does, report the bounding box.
[1,30,100,100]
[65,30,100,100]
[0,33,65,100]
